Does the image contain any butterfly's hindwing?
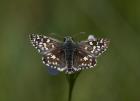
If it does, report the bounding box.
[73,49,96,70]
[42,49,66,71]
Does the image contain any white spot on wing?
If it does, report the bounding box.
[57,67,66,71]
[39,44,42,47]
[84,46,88,50]
[83,57,88,61]
[97,46,100,49]
[52,44,55,48]
[51,55,56,59]
[56,58,60,61]
[47,39,50,43]
[37,35,40,39]
[54,62,58,65]
[100,38,103,43]
[90,59,92,61]
[46,64,49,66]
[89,42,93,45]
[43,43,47,47]
[43,36,47,38]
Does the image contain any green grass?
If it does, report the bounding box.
[0,0,140,101]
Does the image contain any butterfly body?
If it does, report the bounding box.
[29,34,109,74]
[62,36,77,73]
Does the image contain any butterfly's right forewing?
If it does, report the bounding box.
[79,37,109,57]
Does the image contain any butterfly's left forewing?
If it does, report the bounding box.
[29,34,61,54]
[29,34,66,72]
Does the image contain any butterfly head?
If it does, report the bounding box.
[64,36,73,43]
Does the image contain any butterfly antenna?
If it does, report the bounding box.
[47,33,63,40]
[73,32,86,37]
[72,32,87,41]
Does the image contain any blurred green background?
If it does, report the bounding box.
[0,0,140,101]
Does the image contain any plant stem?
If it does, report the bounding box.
[68,80,73,101]
[66,72,81,101]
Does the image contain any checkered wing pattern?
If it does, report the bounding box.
[73,35,109,70]
[73,49,96,71]
[29,34,110,74]
[29,34,66,71]
[79,35,110,57]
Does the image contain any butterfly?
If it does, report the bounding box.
[29,34,109,74]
